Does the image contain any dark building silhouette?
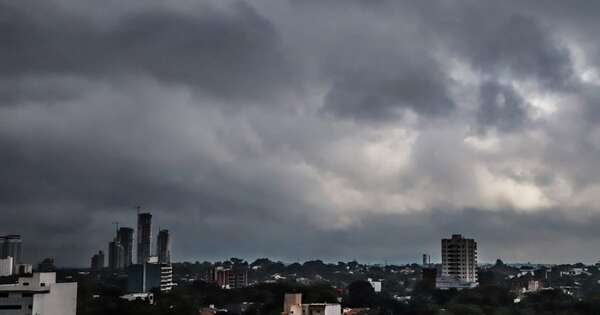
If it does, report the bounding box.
[0,235,22,265]
[117,227,134,267]
[156,229,171,263]
[137,213,152,264]
[91,250,105,270]
[108,240,124,269]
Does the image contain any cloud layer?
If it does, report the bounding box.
[2,0,600,266]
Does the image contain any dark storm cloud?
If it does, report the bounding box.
[458,14,574,89]
[414,2,576,90]
[0,1,296,103]
[322,64,454,121]
[2,0,600,266]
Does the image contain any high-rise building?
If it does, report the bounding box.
[108,240,124,270]
[156,229,170,263]
[0,235,22,265]
[137,213,152,264]
[117,227,134,267]
[91,250,105,271]
[438,234,478,289]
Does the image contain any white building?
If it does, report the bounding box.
[0,272,77,315]
[438,234,478,289]
[367,278,382,293]
[283,293,341,315]
[0,257,13,276]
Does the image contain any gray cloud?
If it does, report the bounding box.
[1,0,600,266]
[476,81,531,133]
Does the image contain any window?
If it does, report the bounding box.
[0,293,8,298]
[22,293,33,297]
[40,283,45,287]
[0,305,22,310]
[22,282,29,286]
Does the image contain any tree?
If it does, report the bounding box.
[346,280,377,308]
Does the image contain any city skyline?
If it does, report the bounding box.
[5,0,600,266]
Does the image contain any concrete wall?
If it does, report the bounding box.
[32,282,77,315]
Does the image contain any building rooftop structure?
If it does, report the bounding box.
[0,272,77,315]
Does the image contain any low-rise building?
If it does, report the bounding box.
[0,272,77,315]
[282,293,341,315]
[367,278,382,293]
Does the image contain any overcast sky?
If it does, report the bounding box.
[4,0,600,267]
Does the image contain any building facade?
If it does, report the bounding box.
[108,240,124,270]
[137,213,152,264]
[156,229,170,264]
[117,227,134,268]
[282,293,341,315]
[0,272,77,315]
[126,263,173,293]
[206,266,248,289]
[439,234,478,289]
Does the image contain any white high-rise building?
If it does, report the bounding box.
[438,234,478,289]
[0,272,77,315]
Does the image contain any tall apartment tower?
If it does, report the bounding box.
[137,212,152,264]
[441,234,477,284]
[156,229,171,263]
[0,235,22,265]
[108,240,124,269]
[117,227,134,267]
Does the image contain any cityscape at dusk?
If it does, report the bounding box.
[4,0,600,314]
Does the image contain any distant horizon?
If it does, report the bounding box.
[52,256,595,270]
